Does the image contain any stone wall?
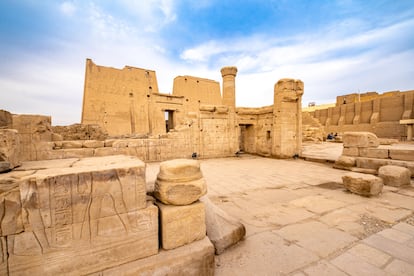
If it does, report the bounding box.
[306,90,414,139]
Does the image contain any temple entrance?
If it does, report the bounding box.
[239,124,255,153]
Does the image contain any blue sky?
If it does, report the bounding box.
[1,0,413,125]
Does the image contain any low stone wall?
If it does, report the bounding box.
[334,132,414,176]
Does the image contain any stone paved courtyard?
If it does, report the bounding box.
[147,153,414,275]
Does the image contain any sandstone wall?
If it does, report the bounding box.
[306,90,414,139]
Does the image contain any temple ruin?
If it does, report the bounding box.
[0,58,413,275]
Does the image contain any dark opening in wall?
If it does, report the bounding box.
[165,110,174,132]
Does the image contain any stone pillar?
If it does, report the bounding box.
[271,79,304,158]
[220,67,238,110]
[221,66,239,154]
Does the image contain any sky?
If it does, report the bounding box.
[0,0,413,125]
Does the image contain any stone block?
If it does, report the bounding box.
[343,132,379,148]
[378,165,411,187]
[62,148,95,158]
[8,203,158,275]
[0,129,21,171]
[154,159,207,205]
[342,172,383,196]
[356,157,389,171]
[389,149,414,161]
[62,140,83,149]
[359,148,389,159]
[342,147,359,157]
[4,155,155,275]
[83,140,105,148]
[200,196,245,254]
[51,133,63,141]
[157,201,206,250]
[335,155,356,168]
[96,237,215,276]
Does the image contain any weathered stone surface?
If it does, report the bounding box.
[52,123,108,141]
[0,129,21,172]
[157,159,203,182]
[157,201,206,250]
[2,155,156,275]
[62,140,83,149]
[335,155,356,167]
[389,149,414,161]
[378,165,411,187]
[342,172,383,196]
[343,132,379,148]
[342,147,359,157]
[359,147,389,159]
[154,159,207,205]
[200,196,245,254]
[96,237,215,276]
[83,140,105,148]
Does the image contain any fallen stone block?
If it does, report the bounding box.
[378,165,411,187]
[343,132,379,148]
[154,159,207,205]
[200,196,245,254]
[157,201,206,250]
[342,147,359,157]
[342,172,383,196]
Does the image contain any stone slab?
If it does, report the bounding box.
[363,232,414,264]
[290,195,346,214]
[331,252,387,276]
[215,231,319,275]
[347,243,392,268]
[385,259,414,276]
[275,221,357,258]
[96,237,215,276]
[303,260,348,276]
[157,201,206,250]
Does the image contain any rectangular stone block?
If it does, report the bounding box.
[356,157,389,171]
[8,203,159,275]
[96,237,215,276]
[343,132,379,148]
[0,129,21,171]
[342,147,359,157]
[157,201,206,250]
[62,148,95,158]
[389,149,414,161]
[83,140,105,148]
[359,148,389,159]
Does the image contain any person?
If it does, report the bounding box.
[327,133,334,140]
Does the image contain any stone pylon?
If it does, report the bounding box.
[271,79,304,158]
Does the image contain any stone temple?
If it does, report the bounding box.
[0,59,413,275]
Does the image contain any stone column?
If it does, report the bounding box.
[220,67,238,110]
[271,79,304,158]
[221,66,239,154]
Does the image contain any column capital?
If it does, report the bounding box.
[220,66,238,77]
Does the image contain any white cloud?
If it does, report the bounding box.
[59,1,77,16]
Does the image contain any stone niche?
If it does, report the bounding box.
[0,155,158,275]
